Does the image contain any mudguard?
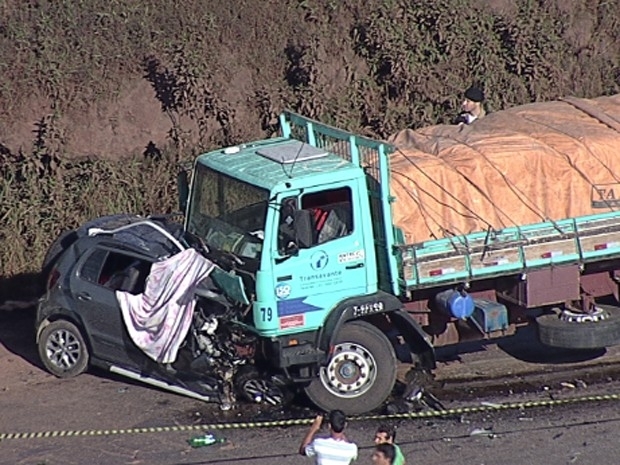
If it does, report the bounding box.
[317,291,435,370]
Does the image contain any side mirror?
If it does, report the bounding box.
[177,169,189,213]
[293,209,314,249]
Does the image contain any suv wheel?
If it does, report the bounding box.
[38,320,90,378]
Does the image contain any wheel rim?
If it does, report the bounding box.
[45,328,82,370]
[319,341,377,399]
[560,307,609,323]
[241,379,284,405]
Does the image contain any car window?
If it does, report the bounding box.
[299,187,353,247]
[80,249,151,295]
[80,248,107,283]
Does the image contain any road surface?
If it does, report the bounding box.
[3,307,620,465]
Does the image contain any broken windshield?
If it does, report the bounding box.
[187,164,269,260]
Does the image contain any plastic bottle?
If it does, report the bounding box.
[188,433,226,448]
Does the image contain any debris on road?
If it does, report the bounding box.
[469,427,497,439]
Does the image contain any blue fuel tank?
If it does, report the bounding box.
[435,289,474,319]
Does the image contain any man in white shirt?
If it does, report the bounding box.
[299,409,358,464]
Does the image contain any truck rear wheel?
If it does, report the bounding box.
[304,321,397,415]
[537,304,620,349]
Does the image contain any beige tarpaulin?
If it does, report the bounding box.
[387,94,620,243]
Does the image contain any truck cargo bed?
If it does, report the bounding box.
[399,210,620,289]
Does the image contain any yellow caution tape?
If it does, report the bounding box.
[1,393,618,441]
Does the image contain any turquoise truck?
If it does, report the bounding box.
[178,110,620,414]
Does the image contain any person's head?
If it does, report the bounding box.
[461,86,485,114]
[372,443,396,465]
[328,409,347,434]
[374,425,396,444]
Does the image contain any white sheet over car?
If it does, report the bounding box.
[116,248,215,364]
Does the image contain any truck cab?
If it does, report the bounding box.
[182,112,434,414]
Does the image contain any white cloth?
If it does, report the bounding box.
[305,437,358,465]
[117,248,215,364]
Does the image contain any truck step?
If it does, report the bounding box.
[469,299,508,334]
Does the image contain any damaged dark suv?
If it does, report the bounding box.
[36,215,286,408]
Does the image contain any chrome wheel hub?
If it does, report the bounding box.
[319,341,377,398]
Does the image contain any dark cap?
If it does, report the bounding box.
[464,86,484,102]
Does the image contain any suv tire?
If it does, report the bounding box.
[38,320,90,378]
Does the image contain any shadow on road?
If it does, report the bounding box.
[497,325,606,364]
[0,272,44,302]
[161,443,383,465]
[0,271,46,369]
[0,304,42,370]
[435,324,606,365]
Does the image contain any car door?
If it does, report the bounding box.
[70,246,149,366]
[266,184,369,333]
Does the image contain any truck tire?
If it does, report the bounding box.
[537,304,620,349]
[304,320,397,415]
[38,320,90,378]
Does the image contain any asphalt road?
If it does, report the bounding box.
[3,306,620,465]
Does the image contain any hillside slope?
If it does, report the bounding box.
[0,0,618,160]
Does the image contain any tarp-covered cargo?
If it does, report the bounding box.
[388,94,620,243]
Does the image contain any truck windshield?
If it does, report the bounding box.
[187,164,269,260]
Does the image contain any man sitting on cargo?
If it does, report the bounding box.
[453,86,486,125]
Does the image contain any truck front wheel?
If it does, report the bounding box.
[304,321,397,415]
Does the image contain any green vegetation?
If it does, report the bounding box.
[1,0,618,299]
[0,148,179,297]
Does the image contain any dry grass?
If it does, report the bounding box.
[0,150,180,299]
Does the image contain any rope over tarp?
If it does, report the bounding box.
[387,94,620,243]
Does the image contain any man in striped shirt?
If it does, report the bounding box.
[299,410,358,464]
